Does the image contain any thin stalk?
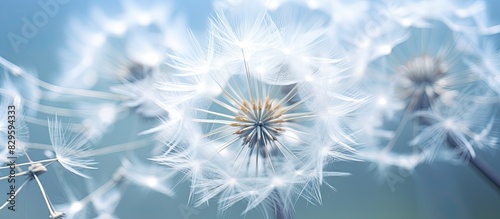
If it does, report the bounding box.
[273,191,293,219]
[33,174,57,215]
[469,157,500,193]
[446,135,500,193]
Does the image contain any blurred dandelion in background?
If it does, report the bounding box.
[349,0,500,192]
[1,0,500,219]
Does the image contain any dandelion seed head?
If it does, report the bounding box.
[355,18,486,181]
[189,71,320,181]
[59,0,188,90]
[153,4,363,215]
[396,55,448,101]
[232,98,288,152]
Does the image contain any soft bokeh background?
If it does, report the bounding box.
[1,0,499,218]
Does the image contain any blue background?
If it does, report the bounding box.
[1,0,500,218]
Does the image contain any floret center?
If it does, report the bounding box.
[232,98,285,149]
[401,55,447,89]
[396,54,450,107]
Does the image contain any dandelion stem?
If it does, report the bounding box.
[384,91,422,152]
[468,155,500,193]
[275,205,292,219]
[33,174,57,215]
[447,135,500,193]
[273,192,293,219]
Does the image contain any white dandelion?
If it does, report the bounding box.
[153,5,364,218]
[356,19,481,182]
